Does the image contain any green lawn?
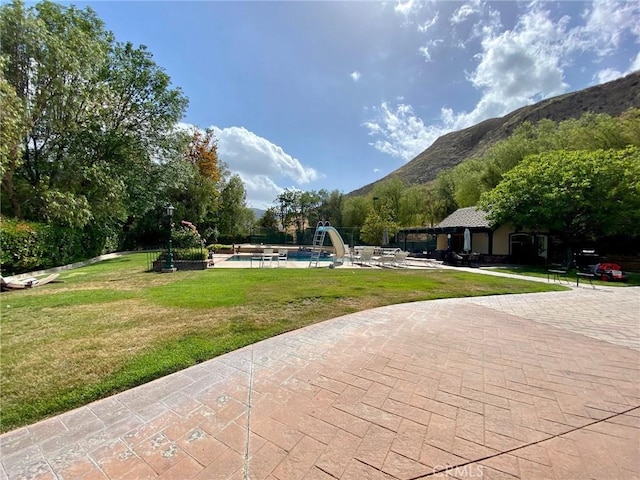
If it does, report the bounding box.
[0,253,567,432]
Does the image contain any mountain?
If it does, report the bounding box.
[349,71,640,197]
[251,207,266,219]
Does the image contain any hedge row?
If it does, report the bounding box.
[0,219,107,276]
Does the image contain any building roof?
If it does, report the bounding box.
[435,207,491,229]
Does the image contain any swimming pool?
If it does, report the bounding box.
[225,251,334,262]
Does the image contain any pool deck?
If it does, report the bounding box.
[1,270,638,479]
[211,253,442,269]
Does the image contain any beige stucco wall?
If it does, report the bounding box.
[492,224,512,255]
[435,222,548,257]
[436,232,491,253]
[472,232,490,254]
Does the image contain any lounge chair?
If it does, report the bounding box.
[1,273,60,291]
[32,273,60,286]
[261,248,275,268]
[1,277,26,291]
[376,254,396,267]
[277,248,288,267]
[355,247,375,266]
[393,251,410,267]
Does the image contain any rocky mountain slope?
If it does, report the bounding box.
[349,71,640,197]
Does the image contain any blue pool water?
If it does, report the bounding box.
[225,251,333,262]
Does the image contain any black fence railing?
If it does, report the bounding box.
[144,244,207,272]
[247,226,362,247]
[145,246,163,272]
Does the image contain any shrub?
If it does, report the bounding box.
[0,218,108,275]
[174,248,207,261]
[207,244,233,252]
[0,219,45,274]
[171,222,203,248]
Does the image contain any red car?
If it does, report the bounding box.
[592,263,627,282]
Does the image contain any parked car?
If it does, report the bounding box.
[590,262,627,282]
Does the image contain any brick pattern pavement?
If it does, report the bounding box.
[463,287,640,351]
[1,288,639,479]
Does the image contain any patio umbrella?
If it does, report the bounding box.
[382,228,389,246]
[463,228,471,253]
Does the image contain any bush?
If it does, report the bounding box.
[0,218,108,275]
[0,220,45,274]
[174,248,207,261]
[207,244,233,252]
[171,224,203,248]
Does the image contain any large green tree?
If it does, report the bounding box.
[350,179,407,245]
[429,170,458,221]
[1,0,110,220]
[478,147,640,243]
[430,109,640,211]
[320,189,344,226]
[341,196,371,230]
[398,184,430,226]
[172,128,223,230]
[0,0,187,249]
[258,207,279,232]
[359,211,399,246]
[218,174,254,241]
[275,188,299,232]
[371,178,405,223]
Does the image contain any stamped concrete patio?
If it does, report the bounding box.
[1,283,638,479]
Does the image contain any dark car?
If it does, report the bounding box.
[591,262,627,282]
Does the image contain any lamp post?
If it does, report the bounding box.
[163,204,176,273]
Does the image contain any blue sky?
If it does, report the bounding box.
[67,1,639,209]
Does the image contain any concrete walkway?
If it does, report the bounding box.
[1,282,638,479]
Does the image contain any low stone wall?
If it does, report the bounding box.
[152,259,208,272]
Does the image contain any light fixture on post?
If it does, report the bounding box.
[162,204,176,273]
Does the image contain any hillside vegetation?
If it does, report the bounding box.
[335,108,640,252]
[351,71,640,196]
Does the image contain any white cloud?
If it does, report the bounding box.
[363,102,450,161]
[418,3,574,137]
[596,68,624,84]
[419,38,443,62]
[630,52,640,72]
[350,71,361,82]
[595,51,640,84]
[468,7,502,44]
[178,123,322,209]
[367,5,573,160]
[394,0,420,17]
[453,1,640,128]
[373,168,381,173]
[419,46,432,62]
[214,126,320,184]
[456,5,569,126]
[451,1,481,24]
[567,0,640,57]
[418,12,438,33]
[238,175,285,209]
[369,1,640,165]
